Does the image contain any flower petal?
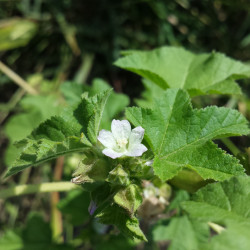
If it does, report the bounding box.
[126,143,147,157]
[98,130,116,148]
[111,119,131,140]
[102,148,124,159]
[128,126,145,148]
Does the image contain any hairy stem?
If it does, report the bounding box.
[0,182,80,200]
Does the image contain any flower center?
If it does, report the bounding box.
[116,138,128,149]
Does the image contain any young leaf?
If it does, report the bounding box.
[6,91,112,177]
[126,89,249,182]
[61,79,129,130]
[115,46,250,96]
[87,89,112,143]
[96,204,147,242]
[90,79,130,130]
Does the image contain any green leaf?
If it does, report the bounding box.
[135,79,163,108]
[95,234,135,250]
[87,89,112,143]
[6,91,113,177]
[0,213,74,250]
[22,213,52,250]
[114,184,142,216]
[90,79,130,129]
[152,216,209,250]
[5,116,91,177]
[203,221,250,250]
[4,95,62,167]
[96,204,147,242]
[126,89,249,181]
[115,46,250,96]
[60,81,90,105]
[182,176,250,224]
[0,230,23,250]
[57,189,90,226]
[61,79,129,130]
[182,176,250,250]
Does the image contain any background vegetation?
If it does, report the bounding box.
[1,0,250,249]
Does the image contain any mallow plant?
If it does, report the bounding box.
[2,46,250,248]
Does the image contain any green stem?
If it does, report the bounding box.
[221,138,241,156]
[0,182,80,200]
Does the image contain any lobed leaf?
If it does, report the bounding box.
[6,91,112,177]
[115,46,250,96]
[126,89,249,181]
[182,176,250,249]
[152,216,209,250]
[182,176,250,223]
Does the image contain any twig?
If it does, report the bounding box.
[0,61,38,95]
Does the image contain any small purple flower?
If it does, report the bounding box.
[88,200,97,215]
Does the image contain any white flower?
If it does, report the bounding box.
[97,119,147,159]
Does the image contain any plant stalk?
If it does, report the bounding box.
[51,157,64,242]
[0,182,80,200]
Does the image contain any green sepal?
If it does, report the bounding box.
[113,184,143,216]
[107,164,130,186]
[129,160,154,179]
